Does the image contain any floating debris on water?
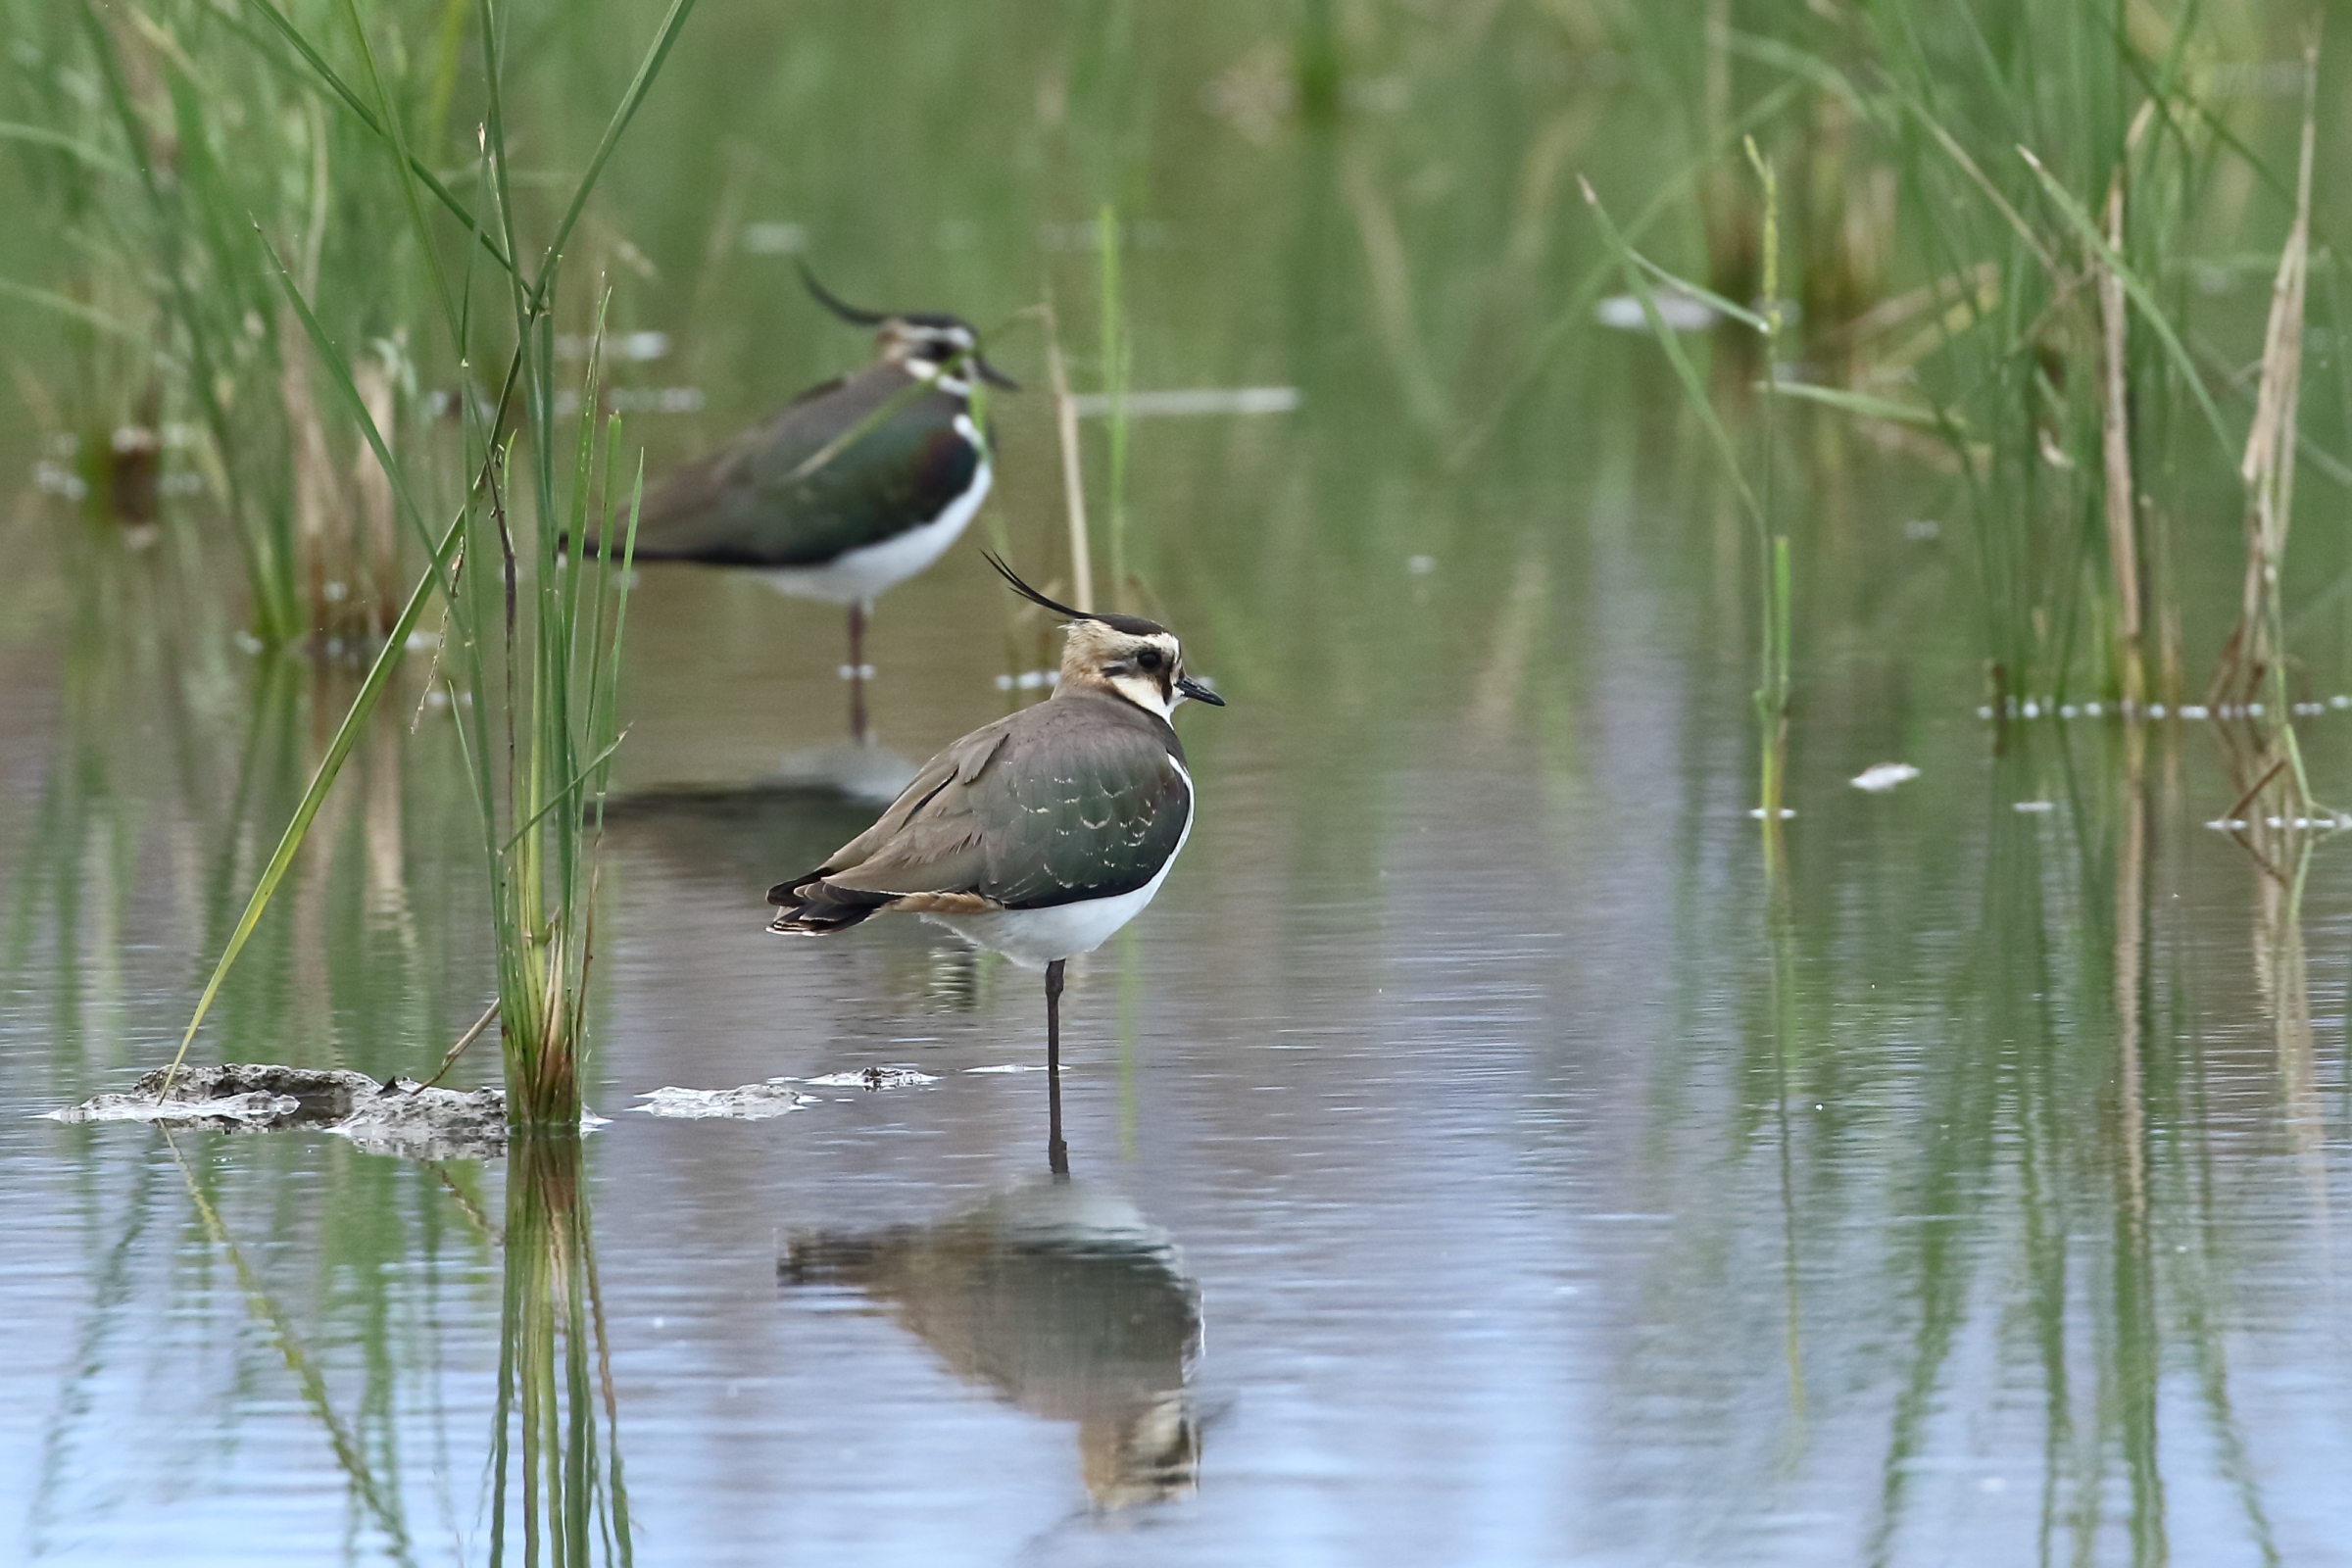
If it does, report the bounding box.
[556,329,669,363]
[804,1066,941,1090]
[1851,762,1921,793]
[2214,814,2352,832]
[741,220,808,254]
[1595,291,1718,331]
[2014,801,2057,813]
[333,1084,510,1160]
[1746,807,1796,819]
[1975,696,2350,722]
[631,1080,815,1119]
[32,462,89,501]
[51,1086,301,1127]
[965,1063,1048,1074]
[46,1064,519,1158]
[1067,387,1298,417]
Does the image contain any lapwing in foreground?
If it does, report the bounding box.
[615,267,1014,738]
[766,554,1224,1169]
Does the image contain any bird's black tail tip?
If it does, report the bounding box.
[765,876,880,934]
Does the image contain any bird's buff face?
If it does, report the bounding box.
[879,320,976,368]
[1061,621,1224,719]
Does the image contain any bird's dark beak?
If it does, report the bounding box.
[975,355,1019,391]
[1177,675,1225,708]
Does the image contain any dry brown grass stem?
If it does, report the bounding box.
[1819,262,1998,356]
[2098,168,2145,707]
[2212,34,2319,710]
[1039,300,1094,612]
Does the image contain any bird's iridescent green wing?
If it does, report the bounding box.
[968,711,1190,908]
[633,365,981,566]
[803,700,1188,909]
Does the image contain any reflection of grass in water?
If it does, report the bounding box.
[1627,718,2316,1559]
[493,1129,629,1568]
[166,1131,423,1564]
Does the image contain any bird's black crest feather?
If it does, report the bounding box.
[798,262,890,325]
[981,552,1166,636]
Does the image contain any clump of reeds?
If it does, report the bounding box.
[1603,3,2328,736]
[155,0,698,1126]
[0,0,469,645]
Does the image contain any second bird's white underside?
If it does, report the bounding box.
[759,435,990,607]
[922,760,1196,969]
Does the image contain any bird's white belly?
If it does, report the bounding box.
[758,454,991,607]
[923,779,1194,969]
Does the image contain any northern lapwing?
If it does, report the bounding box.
[614,267,1014,738]
[766,554,1224,1167]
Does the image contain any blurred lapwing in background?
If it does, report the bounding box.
[766,554,1224,1169]
[601,267,1014,739]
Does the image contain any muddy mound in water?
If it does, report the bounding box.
[49,1064,510,1159]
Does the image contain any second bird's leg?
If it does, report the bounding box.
[845,600,869,742]
[1045,958,1068,1176]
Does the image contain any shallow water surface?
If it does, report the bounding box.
[10,527,2352,1565]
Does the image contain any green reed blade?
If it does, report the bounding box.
[499,733,629,855]
[257,229,459,586]
[0,276,141,340]
[1451,76,1806,467]
[231,0,518,282]
[1580,176,1760,522]
[161,507,467,1094]
[1759,379,1967,431]
[0,121,133,174]
[2018,146,2234,459]
[334,0,467,340]
[1624,247,1772,333]
[538,0,704,283]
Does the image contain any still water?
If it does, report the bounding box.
[7,4,2352,1558]
[10,507,2352,1565]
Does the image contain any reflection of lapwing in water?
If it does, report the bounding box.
[766,555,1224,1169]
[592,266,1015,739]
[780,1177,1201,1509]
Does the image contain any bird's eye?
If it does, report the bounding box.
[1136,648,1164,672]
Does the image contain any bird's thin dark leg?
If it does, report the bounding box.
[846,600,869,743]
[1045,958,1068,1175]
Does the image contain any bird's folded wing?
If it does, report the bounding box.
[619,368,977,566]
[813,722,1013,897]
[815,711,1187,909]
[972,721,1190,908]
[742,387,981,564]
